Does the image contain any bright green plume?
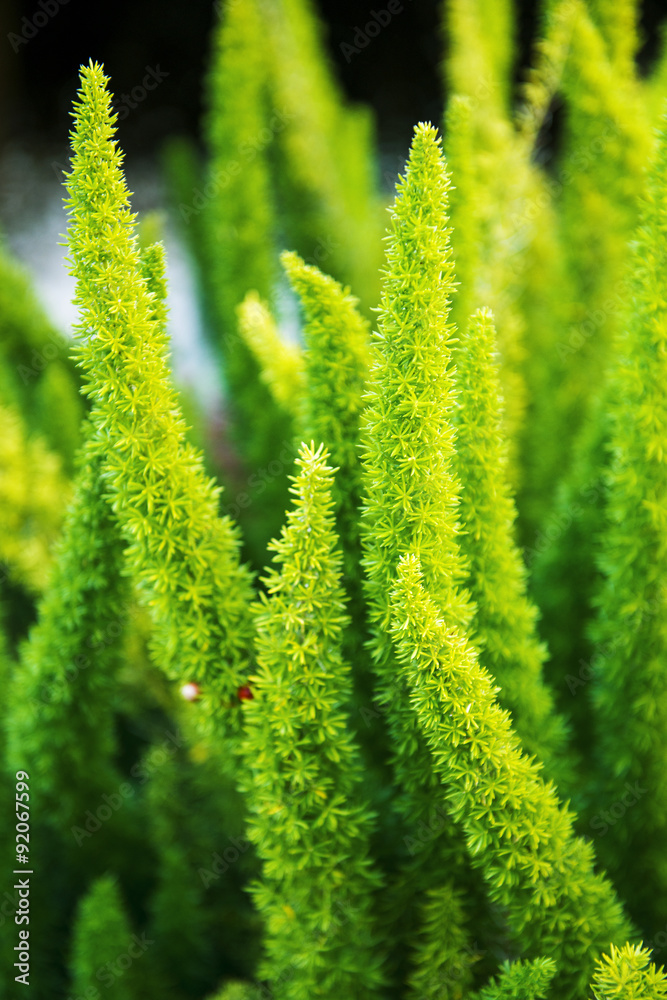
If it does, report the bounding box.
[359,120,476,988]
[69,875,142,1000]
[453,308,571,785]
[472,957,556,1000]
[0,404,70,593]
[591,943,667,1000]
[6,431,128,835]
[389,553,631,1000]
[241,442,385,999]
[64,63,255,742]
[588,119,667,932]
[236,292,304,421]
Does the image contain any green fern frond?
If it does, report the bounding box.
[473,957,556,1000]
[241,441,385,999]
[6,430,129,835]
[0,403,70,593]
[389,553,631,1000]
[64,62,255,741]
[453,308,571,785]
[69,875,142,1000]
[237,292,304,420]
[359,119,475,986]
[588,117,667,930]
[406,883,477,1000]
[591,943,667,1000]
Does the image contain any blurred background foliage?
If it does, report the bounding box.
[2,1,667,998]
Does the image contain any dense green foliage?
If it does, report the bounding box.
[3,2,667,998]
[586,117,667,931]
[69,875,143,1000]
[241,443,385,999]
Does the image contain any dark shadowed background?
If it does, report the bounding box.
[0,0,664,155]
[0,0,665,402]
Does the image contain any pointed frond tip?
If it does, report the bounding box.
[387,553,631,998]
[281,248,360,310]
[591,942,667,999]
[397,122,451,200]
[236,291,304,418]
[69,60,118,133]
[413,120,441,142]
[287,440,340,500]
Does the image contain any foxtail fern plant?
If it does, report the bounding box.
[9,0,667,987]
[236,292,304,421]
[472,958,556,1000]
[64,63,255,746]
[5,423,144,994]
[281,252,370,643]
[69,875,142,1000]
[587,118,667,932]
[281,251,386,778]
[453,307,571,787]
[590,944,667,999]
[389,553,632,1000]
[361,121,472,717]
[241,442,385,999]
[0,403,69,594]
[6,429,132,852]
[360,121,478,991]
[405,883,476,1000]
